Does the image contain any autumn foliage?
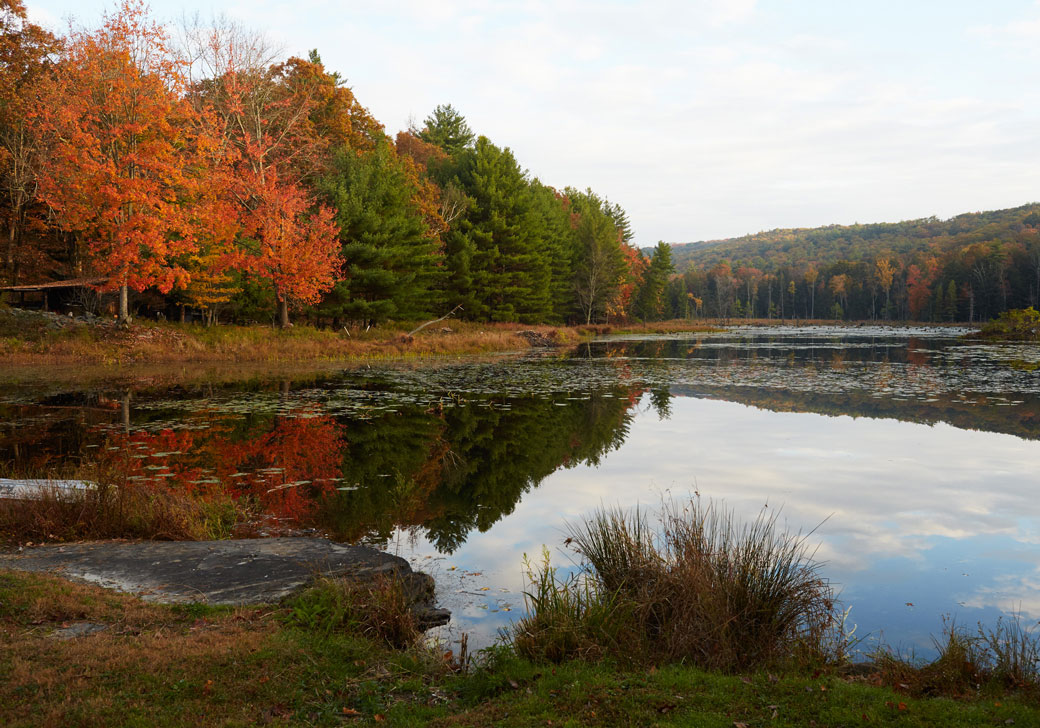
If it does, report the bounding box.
[6,1,654,327]
[33,2,206,319]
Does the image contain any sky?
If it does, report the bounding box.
[24,0,1040,247]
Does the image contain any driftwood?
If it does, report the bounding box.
[407,305,463,338]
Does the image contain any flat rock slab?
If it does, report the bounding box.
[0,538,422,607]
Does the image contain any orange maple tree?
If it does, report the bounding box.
[188,42,341,327]
[907,256,939,320]
[231,173,340,324]
[33,1,211,321]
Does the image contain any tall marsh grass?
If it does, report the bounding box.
[513,498,846,671]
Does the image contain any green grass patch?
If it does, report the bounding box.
[1,568,1038,727]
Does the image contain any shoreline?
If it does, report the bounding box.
[1,306,978,374]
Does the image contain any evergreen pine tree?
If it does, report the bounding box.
[416,104,475,157]
[633,242,675,320]
[529,181,577,322]
[317,140,443,325]
[443,137,553,322]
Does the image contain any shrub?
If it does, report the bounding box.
[979,307,1040,341]
[512,498,845,671]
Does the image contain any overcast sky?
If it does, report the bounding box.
[25,0,1040,247]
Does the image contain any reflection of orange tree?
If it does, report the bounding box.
[102,428,216,494]
[218,414,342,519]
[98,409,345,522]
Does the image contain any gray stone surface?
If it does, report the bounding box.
[0,538,449,626]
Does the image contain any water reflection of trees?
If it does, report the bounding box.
[595,337,912,364]
[669,384,1040,441]
[97,411,344,520]
[581,339,1040,441]
[323,388,642,552]
[75,387,643,553]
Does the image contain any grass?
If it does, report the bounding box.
[287,576,423,649]
[1,569,1039,727]
[513,499,843,672]
[0,306,599,366]
[0,465,249,545]
[871,616,1040,698]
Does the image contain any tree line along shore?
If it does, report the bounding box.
[5,1,1038,336]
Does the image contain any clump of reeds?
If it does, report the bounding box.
[512,547,639,663]
[512,498,845,672]
[873,615,1040,697]
[983,614,1040,688]
[287,575,422,649]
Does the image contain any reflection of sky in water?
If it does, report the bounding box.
[400,395,1040,657]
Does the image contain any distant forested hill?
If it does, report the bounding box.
[664,204,1040,272]
[655,204,1040,322]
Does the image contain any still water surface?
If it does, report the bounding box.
[2,325,1039,656]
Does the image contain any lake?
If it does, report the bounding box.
[2,325,1039,657]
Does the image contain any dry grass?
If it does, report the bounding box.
[609,319,723,334]
[871,616,1040,698]
[512,498,845,672]
[0,569,287,728]
[0,467,247,545]
[0,307,594,366]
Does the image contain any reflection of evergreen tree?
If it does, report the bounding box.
[316,388,640,553]
[649,387,673,420]
[425,390,638,552]
[317,410,446,544]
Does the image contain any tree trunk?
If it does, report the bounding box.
[278,297,290,328]
[119,283,130,323]
[5,208,18,285]
[122,391,131,434]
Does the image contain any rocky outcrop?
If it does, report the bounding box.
[0,537,449,628]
